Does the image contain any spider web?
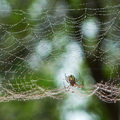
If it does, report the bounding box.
[0,2,120,102]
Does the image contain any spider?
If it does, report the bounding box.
[65,74,83,88]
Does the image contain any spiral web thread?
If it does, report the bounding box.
[0,3,120,102]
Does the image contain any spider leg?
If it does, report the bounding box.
[63,75,70,92]
[76,83,82,88]
[75,79,78,82]
[65,74,69,83]
[64,84,70,92]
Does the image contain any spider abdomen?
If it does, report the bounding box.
[70,80,76,86]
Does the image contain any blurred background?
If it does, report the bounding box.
[0,0,120,120]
